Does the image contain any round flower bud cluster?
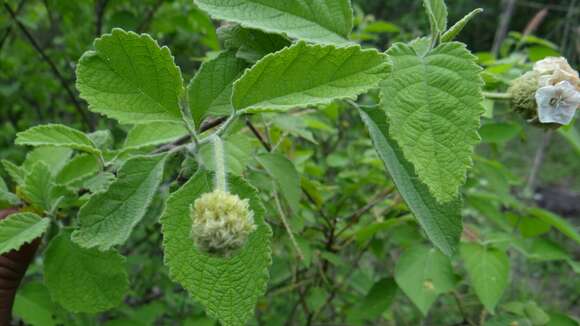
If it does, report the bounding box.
[190,190,256,256]
[509,57,579,128]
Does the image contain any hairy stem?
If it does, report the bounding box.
[212,136,227,192]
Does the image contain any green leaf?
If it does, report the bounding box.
[461,243,510,312]
[529,208,580,244]
[56,154,100,185]
[394,245,455,315]
[199,135,256,175]
[423,0,448,38]
[15,124,100,156]
[218,25,291,63]
[123,122,188,150]
[188,51,248,126]
[479,122,522,144]
[13,282,60,326]
[381,42,483,203]
[0,212,49,255]
[44,230,128,314]
[0,177,20,208]
[22,147,72,176]
[194,0,353,44]
[348,277,398,323]
[76,28,184,124]
[71,154,167,250]
[359,107,462,256]
[2,159,26,185]
[21,163,71,212]
[441,8,483,42]
[233,42,390,113]
[256,153,301,213]
[161,171,272,326]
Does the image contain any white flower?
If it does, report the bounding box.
[533,57,579,89]
[535,81,580,125]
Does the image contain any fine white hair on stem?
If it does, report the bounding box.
[212,135,228,192]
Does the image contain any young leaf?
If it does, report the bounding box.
[394,245,455,315]
[347,277,398,323]
[0,212,49,255]
[21,163,72,212]
[0,177,20,208]
[233,42,390,113]
[441,8,484,42]
[161,171,272,326]
[194,0,353,44]
[2,159,26,185]
[71,154,167,250]
[381,42,483,203]
[256,153,301,213]
[76,28,184,124]
[15,124,100,156]
[22,147,72,176]
[461,243,509,313]
[359,107,462,256]
[55,154,100,185]
[218,25,291,63]
[188,51,248,126]
[423,0,448,38]
[123,122,188,150]
[44,230,128,314]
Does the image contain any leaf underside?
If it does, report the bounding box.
[0,212,49,255]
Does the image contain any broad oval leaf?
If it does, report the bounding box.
[76,28,184,124]
[461,243,510,312]
[394,245,455,315]
[71,154,167,250]
[161,171,272,326]
[381,42,484,203]
[359,107,462,256]
[233,42,390,112]
[256,153,301,213]
[44,230,128,313]
[0,212,49,255]
[194,0,353,44]
[15,124,100,156]
[218,25,291,63]
[188,51,248,126]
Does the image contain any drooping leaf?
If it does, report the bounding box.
[233,42,390,113]
[0,212,49,255]
[21,163,72,212]
[347,277,398,323]
[256,153,301,213]
[529,208,580,244]
[461,243,510,312]
[76,28,184,124]
[359,107,462,256]
[161,171,272,326]
[123,122,188,150]
[44,230,128,314]
[194,0,353,44]
[381,42,483,203]
[441,8,483,42]
[15,124,100,156]
[13,282,60,326]
[188,51,248,126]
[423,0,448,38]
[218,25,291,63]
[55,154,100,185]
[394,245,455,315]
[71,154,167,250]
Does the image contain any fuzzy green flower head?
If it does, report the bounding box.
[190,189,256,256]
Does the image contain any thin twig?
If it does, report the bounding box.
[492,0,517,57]
[273,186,305,261]
[524,130,553,196]
[95,0,110,37]
[136,0,163,33]
[3,2,95,131]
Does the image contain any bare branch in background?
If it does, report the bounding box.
[492,0,517,56]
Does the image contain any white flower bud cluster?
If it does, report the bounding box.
[508,57,579,127]
[190,190,257,256]
[532,57,579,125]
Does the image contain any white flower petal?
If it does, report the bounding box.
[535,81,580,125]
